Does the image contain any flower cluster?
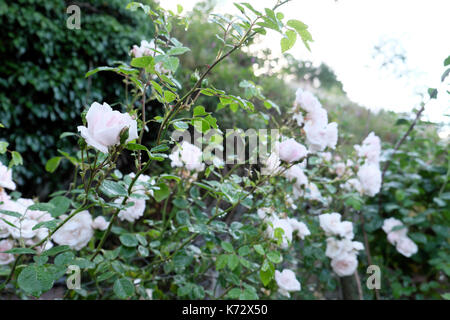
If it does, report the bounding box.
[382,218,418,257]
[116,173,153,223]
[130,39,168,75]
[319,213,364,277]
[258,208,310,249]
[347,132,382,197]
[293,89,338,152]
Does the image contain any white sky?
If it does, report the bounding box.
[163,0,450,126]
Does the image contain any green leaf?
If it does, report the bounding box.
[11,151,23,166]
[113,278,135,299]
[444,55,450,67]
[153,182,170,202]
[100,180,128,197]
[0,141,8,154]
[253,244,265,255]
[3,248,36,255]
[428,88,438,99]
[163,56,179,73]
[221,241,234,253]
[167,47,190,56]
[238,245,250,256]
[120,234,138,247]
[126,143,148,152]
[260,267,274,286]
[216,254,228,270]
[193,105,208,117]
[227,254,240,270]
[131,56,154,69]
[286,19,313,51]
[240,288,259,300]
[41,245,71,257]
[173,121,189,130]
[164,90,177,103]
[281,29,297,53]
[18,265,54,297]
[49,196,71,217]
[267,250,282,264]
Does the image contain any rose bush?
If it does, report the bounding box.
[0,1,448,300]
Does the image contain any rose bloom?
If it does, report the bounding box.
[266,217,293,249]
[277,139,308,163]
[334,162,346,177]
[326,237,364,259]
[262,151,282,176]
[257,207,273,220]
[77,102,138,154]
[382,218,407,245]
[357,163,382,197]
[52,211,93,251]
[275,269,301,297]
[319,213,343,235]
[92,216,109,231]
[337,221,354,239]
[395,236,418,258]
[288,218,311,240]
[295,88,322,113]
[169,141,205,172]
[116,197,146,223]
[284,164,308,187]
[331,252,358,277]
[305,182,322,201]
[354,132,381,165]
[0,163,16,190]
[0,239,15,265]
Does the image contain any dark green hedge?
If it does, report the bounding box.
[0,0,154,196]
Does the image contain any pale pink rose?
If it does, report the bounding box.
[337,221,354,239]
[304,122,328,152]
[292,113,304,126]
[0,239,15,265]
[275,269,301,297]
[326,238,363,259]
[77,102,138,154]
[320,152,332,162]
[355,132,381,165]
[0,189,10,204]
[357,163,381,197]
[169,141,205,172]
[278,139,308,163]
[266,217,293,249]
[319,213,342,235]
[257,207,273,220]
[382,218,407,245]
[92,216,109,231]
[52,211,93,250]
[304,107,328,128]
[0,163,16,190]
[284,165,308,187]
[305,182,322,201]
[331,252,358,277]
[288,218,311,240]
[295,88,322,113]
[262,152,282,176]
[395,236,418,258]
[325,122,338,149]
[116,197,146,223]
[334,162,346,177]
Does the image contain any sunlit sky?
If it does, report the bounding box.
[162,0,450,126]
